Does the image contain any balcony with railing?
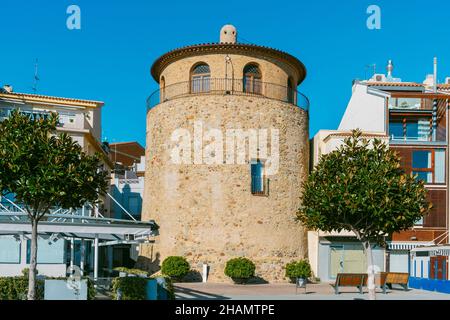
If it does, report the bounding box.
[388,97,448,144]
[147,78,309,111]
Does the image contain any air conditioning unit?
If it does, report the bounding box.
[124,234,135,241]
[371,74,386,82]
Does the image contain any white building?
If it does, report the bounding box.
[310,60,450,281]
[0,87,156,278]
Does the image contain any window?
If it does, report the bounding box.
[190,63,210,93]
[243,64,262,94]
[26,237,65,264]
[412,150,433,183]
[160,76,166,101]
[0,236,21,263]
[389,121,404,140]
[411,149,445,184]
[435,150,445,183]
[415,216,424,226]
[389,117,431,141]
[287,77,295,104]
[251,160,265,195]
[127,196,141,217]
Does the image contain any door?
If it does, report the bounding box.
[330,244,368,279]
[389,251,409,273]
[430,256,448,280]
[330,245,344,279]
[343,244,367,274]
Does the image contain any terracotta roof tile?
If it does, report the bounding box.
[366,82,424,87]
[0,91,104,106]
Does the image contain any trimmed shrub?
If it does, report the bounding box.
[114,267,149,277]
[0,276,94,300]
[0,277,44,300]
[224,257,255,284]
[112,277,147,300]
[285,260,312,281]
[161,256,190,281]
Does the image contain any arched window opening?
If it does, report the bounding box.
[160,76,166,102]
[243,64,262,94]
[190,63,211,93]
[287,77,295,104]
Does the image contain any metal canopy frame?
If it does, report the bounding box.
[0,213,157,241]
[0,197,158,280]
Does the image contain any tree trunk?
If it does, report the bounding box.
[364,241,377,300]
[27,219,38,300]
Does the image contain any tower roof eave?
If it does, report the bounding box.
[150,42,307,85]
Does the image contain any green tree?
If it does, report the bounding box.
[0,110,108,300]
[298,130,431,300]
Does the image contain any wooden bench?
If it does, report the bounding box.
[379,272,409,292]
[331,273,368,294]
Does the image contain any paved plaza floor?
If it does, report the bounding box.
[174,282,450,300]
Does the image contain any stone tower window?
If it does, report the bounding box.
[160,76,166,102]
[251,159,266,195]
[190,63,211,93]
[243,63,262,94]
[287,76,295,104]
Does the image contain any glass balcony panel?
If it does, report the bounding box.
[389,98,422,110]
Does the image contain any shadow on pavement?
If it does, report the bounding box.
[174,285,231,300]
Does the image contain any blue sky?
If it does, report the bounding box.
[1,0,450,146]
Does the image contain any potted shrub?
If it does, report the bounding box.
[285,260,312,285]
[161,256,190,282]
[224,257,255,284]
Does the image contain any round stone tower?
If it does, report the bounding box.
[141,25,310,282]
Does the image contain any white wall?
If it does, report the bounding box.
[338,83,387,133]
[0,238,66,277]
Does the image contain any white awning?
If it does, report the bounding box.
[411,245,450,256]
[0,213,158,242]
[387,242,432,250]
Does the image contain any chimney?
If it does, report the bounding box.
[386,60,394,79]
[220,24,237,44]
[2,85,13,93]
[433,57,438,93]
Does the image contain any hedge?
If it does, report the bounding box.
[111,276,175,300]
[0,276,95,300]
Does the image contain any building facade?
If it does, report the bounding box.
[0,86,113,277]
[140,25,310,282]
[110,142,145,221]
[309,61,450,281]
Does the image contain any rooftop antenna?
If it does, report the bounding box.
[32,58,40,93]
[365,64,376,80]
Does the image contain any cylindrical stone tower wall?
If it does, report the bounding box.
[140,29,309,282]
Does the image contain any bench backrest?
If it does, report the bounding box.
[385,272,409,284]
[376,272,388,286]
[335,273,368,286]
